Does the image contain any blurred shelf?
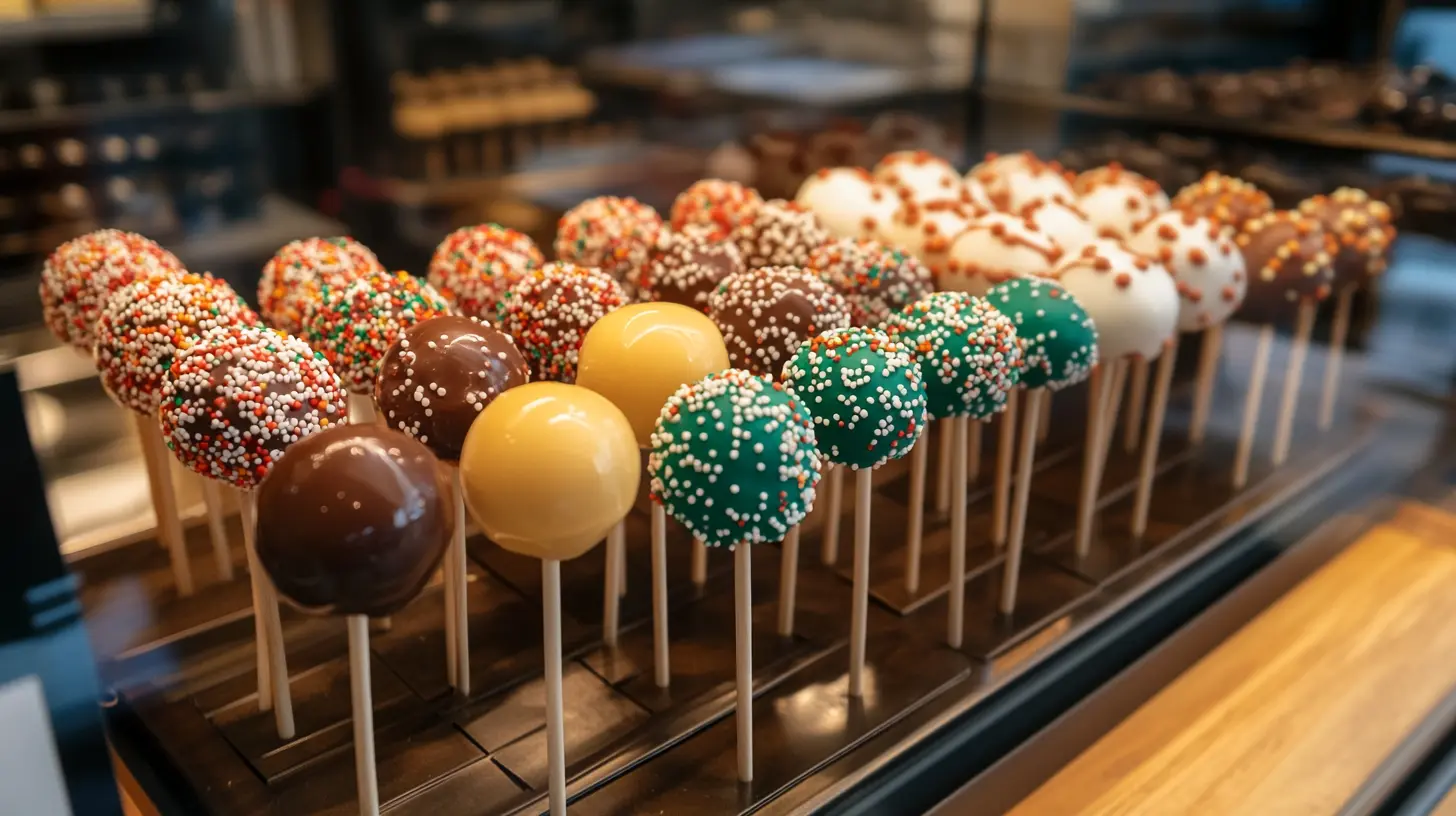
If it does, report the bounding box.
[0,8,152,46]
[982,86,1456,162]
[0,84,325,134]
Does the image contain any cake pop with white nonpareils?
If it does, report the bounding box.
[1172,172,1273,232]
[555,196,663,295]
[644,227,744,312]
[941,212,1062,296]
[1050,240,1178,362]
[496,262,629,383]
[1074,164,1171,240]
[1129,211,1246,332]
[302,271,452,395]
[670,179,763,238]
[873,150,963,202]
[795,167,901,240]
[733,198,832,269]
[708,265,851,377]
[259,237,384,335]
[427,224,543,319]
[41,229,184,351]
[1020,198,1099,252]
[809,238,934,327]
[878,198,978,276]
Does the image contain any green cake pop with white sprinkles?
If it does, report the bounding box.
[648,368,821,549]
[984,277,1098,391]
[884,292,1023,420]
[783,326,927,470]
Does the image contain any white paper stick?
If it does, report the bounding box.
[991,389,1019,548]
[821,466,843,565]
[967,420,983,485]
[1234,326,1275,489]
[603,522,622,648]
[651,503,670,687]
[734,542,753,783]
[347,615,380,816]
[849,468,873,698]
[1272,302,1317,466]
[1132,337,1179,538]
[242,492,294,739]
[691,539,708,587]
[903,433,928,595]
[542,560,567,816]
[239,488,272,711]
[136,415,193,596]
[1124,357,1149,453]
[946,416,970,649]
[935,420,952,515]
[450,467,470,696]
[999,390,1044,615]
[201,478,234,581]
[1318,285,1355,431]
[1074,364,1112,558]
[777,526,800,637]
[1189,324,1224,445]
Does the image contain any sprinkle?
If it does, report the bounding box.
[426,224,543,319]
[496,261,627,383]
[40,229,185,350]
[707,265,851,377]
[808,238,933,327]
[554,196,663,297]
[302,271,452,394]
[884,292,1023,420]
[258,236,383,334]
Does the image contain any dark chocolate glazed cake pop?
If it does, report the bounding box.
[496,262,628,383]
[254,424,453,617]
[645,228,744,311]
[376,315,529,462]
[1297,187,1396,287]
[708,265,851,377]
[1172,173,1273,231]
[1234,210,1336,324]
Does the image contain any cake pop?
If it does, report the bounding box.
[1020,199,1099,253]
[873,150,963,202]
[496,261,629,383]
[426,224,543,319]
[1172,172,1273,231]
[643,227,744,312]
[460,383,640,816]
[554,196,663,293]
[259,236,383,334]
[648,369,820,780]
[255,425,453,816]
[941,212,1061,296]
[784,326,926,696]
[302,271,452,397]
[808,237,934,327]
[708,265,851,377]
[669,179,763,237]
[733,198,832,269]
[1075,164,1171,240]
[40,229,184,351]
[973,154,1076,212]
[578,303,730,664]
[794,167,901,240]
[877,198,978,276]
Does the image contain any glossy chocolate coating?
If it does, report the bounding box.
[254,425,453,618]
[1234,211,1335,324]
[376,314,529,463]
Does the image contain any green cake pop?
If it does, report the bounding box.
[983,277,1098,391]
[648,369,821,548]
[884,292,1023,420]
[783,326,927,470]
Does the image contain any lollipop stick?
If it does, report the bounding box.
[967,420,983,484]
[821,466,843,565]
[239,489,273,711]
[991,390,1019,547]
[1075,365,1113,558]
[1124,357,1149,452]
[201,478,234,582]
[136,415,192,597]
[348,392,376,425]
[903,433,928,595]
[242,491,294,739]
[1318,285,1355,431]
[849,468,873,698]
[1037,392,1053,443]
[1272,302,1317,466]
[542,559,567,816]
[691,539,708,587]
[651,503,670,688]
[935,420,952,514]
[603,522,622,648]
[450,467,470,696]
[610,520,627,597]
[999,389,1044,616]
[1233,326,1275,489]
[1189,324,1224,445]
[1132,337,1179,538]
[946,416,970,649]
[347,615,380,816]
[442,561,458,688]
[1102,360,1127,454]
[734,542,754,783]
[777,526,800,637]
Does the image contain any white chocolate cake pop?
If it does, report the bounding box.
[1128,211,1246,331]
[1075,164,1171,240]
[873,151,963,203]
[1049,239,1178,361]
[794,168,900,240]
[962,177,995,212]
[877,199,976,276]
[941,212,1061,296]
[1020,199,1098,252]
[971,152,1075,212]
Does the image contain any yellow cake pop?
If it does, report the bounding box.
[576,301,730,447]
[458,382,639,561]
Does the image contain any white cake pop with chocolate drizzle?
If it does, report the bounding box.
[873,151,963,203]
[1128,210,1246,331]
[794,168,901,240]
[1075,164,1171,240]
[1049,239,1178,360]
[1020,199,1098,252]
[941,212,1062,296]
[877,198,977,277]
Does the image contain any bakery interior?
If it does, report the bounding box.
[4,0,1456,814]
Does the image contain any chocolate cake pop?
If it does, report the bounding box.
[376,314,529,462]
[1021,198,1098,252]
[259,237,384,335]
[644,227,744,312]
[1050,240,1178,361]
[985,277,1098,391]
[733,198,832,268]
[884,292,1022,421]
[1129,211,1247,331]
[427,224,544,319]
[1074,164,1171,240]
[496,261,628,382]
[303,271,452,395]
[795,167,901,240]
[878,198,977,275]
[669,179,763,237]
[809,237,934,327]
[41,229,184,350]
[1172,172,1273,231]
[708,265,851,376]
[554,196,663,290]
[1297,187,1396,287]
[1234,210,1336,324]
[873,150,963,202]
[942,212,1062,296]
